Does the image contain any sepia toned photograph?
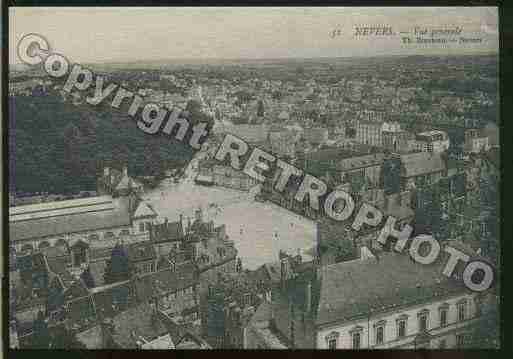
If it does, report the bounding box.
[6,6,500,350]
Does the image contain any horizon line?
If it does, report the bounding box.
[10,51,499,69]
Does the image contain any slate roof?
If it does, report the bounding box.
[134,262,198,303]
[133,201,157,219]
[110,303,169,348]
[127,242,157,263]
[91,280,135,318]
[378,194,415,221]
[151,220,184,242]
[10,196,131,242]
[75,325,103,349]
[254,328,289,349]
[262,262,282,284]
[400,152,445,178]
[63,279,90,301]
[221,124,270,143]
[67,296,96,326]
[175,332,211,349]
[337,153,385,172]
[89,260,107,287]
[315,250,471,326]
[41,245,69,259]
[140,334,174,349]
[304,128,328,144]
[46,258,74,288]
[249,300,273,325]
[484,147,500,170]
[115,173,143,192]
[195,237,238,272]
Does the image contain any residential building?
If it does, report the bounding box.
[134,262,200,326]
[315,251,484,349]
[464,129,490,154]
[336,152,385,190]
[415,130,450,153]
[127,242,157,275]
[400,152,446,190]
[243,301,288,349]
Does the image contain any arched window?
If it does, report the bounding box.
[104,231,115,239]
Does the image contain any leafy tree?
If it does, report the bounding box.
[10,94,195,195]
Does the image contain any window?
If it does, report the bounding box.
[456,334,465,348]
[439,307,448,327]
[375,326,384,345]
[352,331,361,349]
[139,223,145,233]
[474,296,483,317]
[418,310,429,332]
[439,339,447,349]
[328,338,337,349]
[457,301,467,322]
[145,222,151,231]
[397,319,407,338]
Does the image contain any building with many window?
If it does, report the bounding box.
[315,251,483,349]
[464,129,490,154]
[415,130,450,154]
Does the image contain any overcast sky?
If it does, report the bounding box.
[9,7,498,64]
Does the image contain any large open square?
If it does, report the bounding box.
[142,154,316,270]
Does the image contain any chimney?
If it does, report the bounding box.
[280,257,289,289]
[104,167,110,178]
[195,208,203,222]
